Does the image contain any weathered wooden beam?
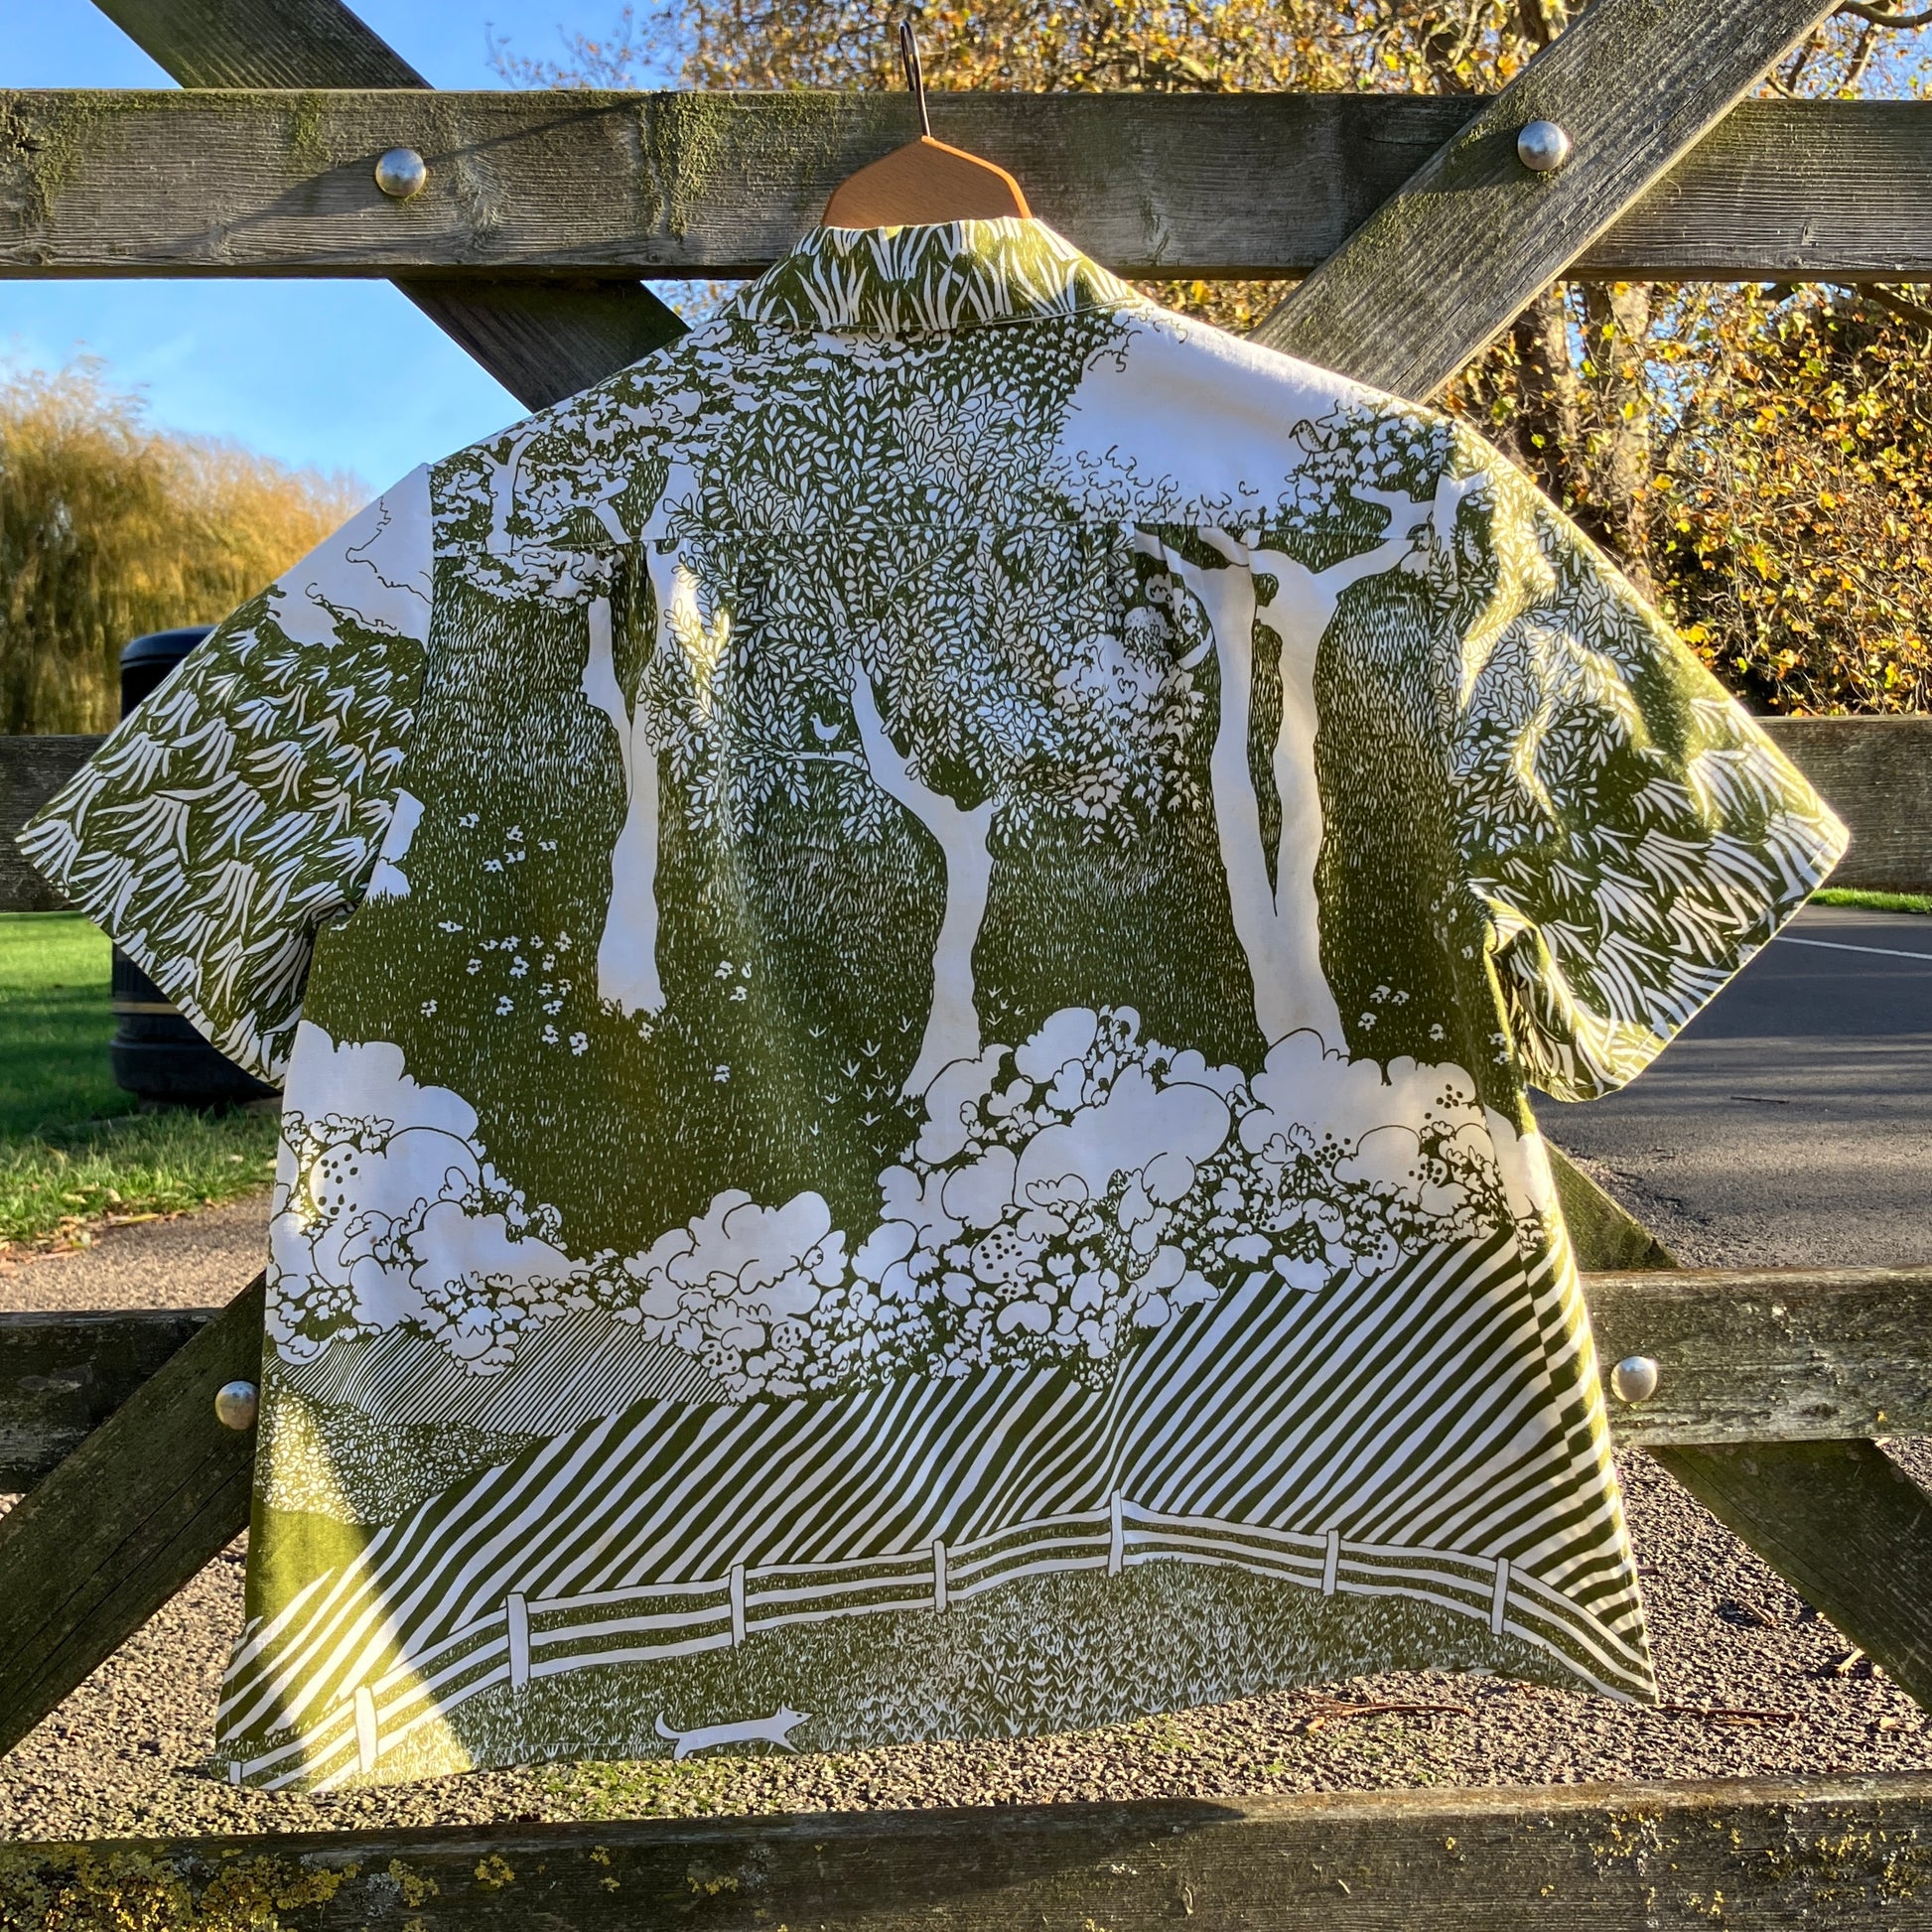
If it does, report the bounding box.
[8,1774,1932,1927]
[1587,1266,1932,1446]
[1551,1146,1675,1274]
[1661,1440,1932,1710]
[0,1306,211,1486]
[82,0,684,408]
[5,1263,1927,1489]
[89,0,427,88]
[1254,0,1844,394]
[10,88,1932,284]
[0,1276,260,1758]
[0,734,100,914]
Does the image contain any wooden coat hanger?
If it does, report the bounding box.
[821,19,1031,227]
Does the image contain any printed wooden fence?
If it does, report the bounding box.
[4,0,1932,1921]
[233,1497,1593,1790]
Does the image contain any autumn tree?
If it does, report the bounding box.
[1646,281,1932,713]
[0,359,358,734]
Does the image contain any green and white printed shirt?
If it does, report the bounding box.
[23,218,1846,1790]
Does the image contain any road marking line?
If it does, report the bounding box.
[1776,935,1932,964]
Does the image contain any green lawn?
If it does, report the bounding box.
[0,913,277,1250]
[1812,888,1932,914]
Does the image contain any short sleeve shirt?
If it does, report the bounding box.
[22,218,1846,1790]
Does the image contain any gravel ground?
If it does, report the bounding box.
[2,1176,1927,1839]
[0,1192,269,1313]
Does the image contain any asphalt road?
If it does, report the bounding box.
[1537,905,1932,1270]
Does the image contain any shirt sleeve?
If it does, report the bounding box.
[1446,429,1848,1102]
[16,466,433,1085]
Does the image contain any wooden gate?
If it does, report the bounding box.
[4,0,1932,1919]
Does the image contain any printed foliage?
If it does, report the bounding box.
[17,471,434,1080]
[271,1011,1547,1399]
[1448,442,1848,1098]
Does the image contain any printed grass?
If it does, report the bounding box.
[1812,888,1932,914]
[0,912,276,1250]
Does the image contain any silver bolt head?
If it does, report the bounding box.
[1610,1355,1660,1405]
[1516,120,1573,174]
[214,1379,259,1431]
[374,147,428,201]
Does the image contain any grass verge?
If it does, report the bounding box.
[0,912,276,1251]
[1813,889,1932,914]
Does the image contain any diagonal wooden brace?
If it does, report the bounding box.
[0,1276,262,1755]
[1255,0,1847,396]
[88,0,686,404]
[1658,1439,1932,1708]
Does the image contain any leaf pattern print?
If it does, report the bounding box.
[18,470,433,1080]
[1446,439,1849,1098]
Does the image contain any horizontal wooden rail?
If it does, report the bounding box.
[0,734,103,914]
[3,1264,1927,1485]
[7,715,1926,918]
[1587,1265,1932,1445]
[1755,717,1932,895]
[8,1774,1932,1927]
[0,1306,207,1485]
[6,91,1932,282]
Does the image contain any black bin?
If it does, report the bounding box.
[110,628,276,1107]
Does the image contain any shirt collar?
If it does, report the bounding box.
[727,217,1142,335]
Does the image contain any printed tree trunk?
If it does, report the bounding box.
[1165,490,1439,1046]
[851,662,996,1098]
[582,593,665,1016]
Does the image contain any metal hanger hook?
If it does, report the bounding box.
[898,16,933,140]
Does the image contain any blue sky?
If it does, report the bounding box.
[5,0,673,492]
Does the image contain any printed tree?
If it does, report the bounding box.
[1156,510,1423,1046]
[581,588,666,1017]
[563,298,1163,1114]
[848,660,995,1095]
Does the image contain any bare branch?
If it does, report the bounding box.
[1841,20,1881,87]
[1780,29,1824,91]
[1834,1,1932,28]
[1829,282,1932,333]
